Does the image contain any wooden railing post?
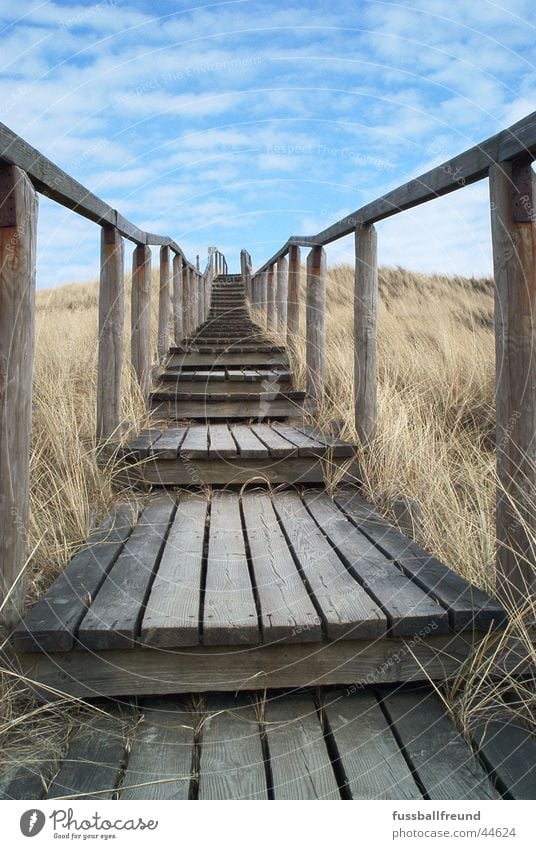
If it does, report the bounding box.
[157,245,170,361]
[354,224,378,444]
[198,273,204,326]
[287,245,301,339]
[277,254,288,334]
[97,225,124,443]
[267,262,277,329]
[182,263,190,338]
[191,268,199,332]
[490,159,536,606]
[172,252,183,344]
[131,244,152,399]
[0,164,38,629]
[306,246,326,404]
[259,270,268,326]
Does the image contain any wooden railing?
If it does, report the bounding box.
[0,121,226,629]
[246,111,536,608]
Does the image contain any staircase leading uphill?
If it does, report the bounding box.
[124,274,358,486]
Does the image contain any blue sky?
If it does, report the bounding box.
[0,0,534,287]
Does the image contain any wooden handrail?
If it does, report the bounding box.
[0,127,227,628]
[248,109,536,609]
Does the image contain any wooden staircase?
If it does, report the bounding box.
[124,273,358,486]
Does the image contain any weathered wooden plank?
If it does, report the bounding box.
[122,428,162,459]
[273,492,386,639]
[120,698,195,799]
[131,244,152,399]
[489,160,536,605]
[0,760,54,800]
[131,456,327,486]
[276,254,288,333]
[77,497,175,650]
[0,164,37,629]
[242,491,321,642]
[11,504,137,652]
[266,693,340,799]
[97,225,124,443]
[230,424,268,458]
[355,223,378,444]
[47,710,129,799]
[180,424,208,458]
[203,491,259,645]
[381,689,499,799]
[470,716,536,800]
[336,489,506,631]
[208,423,237,458]
[250,424,297,458]
[324,690,421,799]
[141,493,206,647]
[267,263,277,329]
[298,424,355,457]
[287,244,300,340]
[182,262,191,338]
[157,245,170,361]
[198,696,268,799]
[18,632,530,699]
[271,422,326,456]
[306,246,326,403]
[303,491,449,636]
[172,252,183,345]
[150,426,189,459]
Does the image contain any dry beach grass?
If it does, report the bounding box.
[0,264,534,792]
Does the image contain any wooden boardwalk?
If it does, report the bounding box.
[11,275,519,702]
[1,686,534,800]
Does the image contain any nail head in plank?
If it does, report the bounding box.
[272,492,386,639]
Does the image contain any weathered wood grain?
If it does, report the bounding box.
[354,223,378,444]
[381,688,499,799]
[11,504,137,652]
[470,716,536,800]
[172,252,183,344]
[273,492,386,639]
[267,262,277,329]
[141,493,206,647]
[287,244,300,340]
[323,690,421,799]
[203,491,259,644]
[490,160,536,605]
[157,245,170,361]
[77,497,175,650]
[198,696,268,799]
[336,489,506,631]
[120,698,195,800]
[97,225,124,443]
[266,693,340,799]
[0,164,37,628]
[306,245,326,403]
[131,244,152,399]
[276,253,288,333]
[242,490,321,642]
[303,491,449,636]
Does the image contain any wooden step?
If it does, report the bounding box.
[150,394,306,420]
[120,423,356,484]
[168,352,288,368]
